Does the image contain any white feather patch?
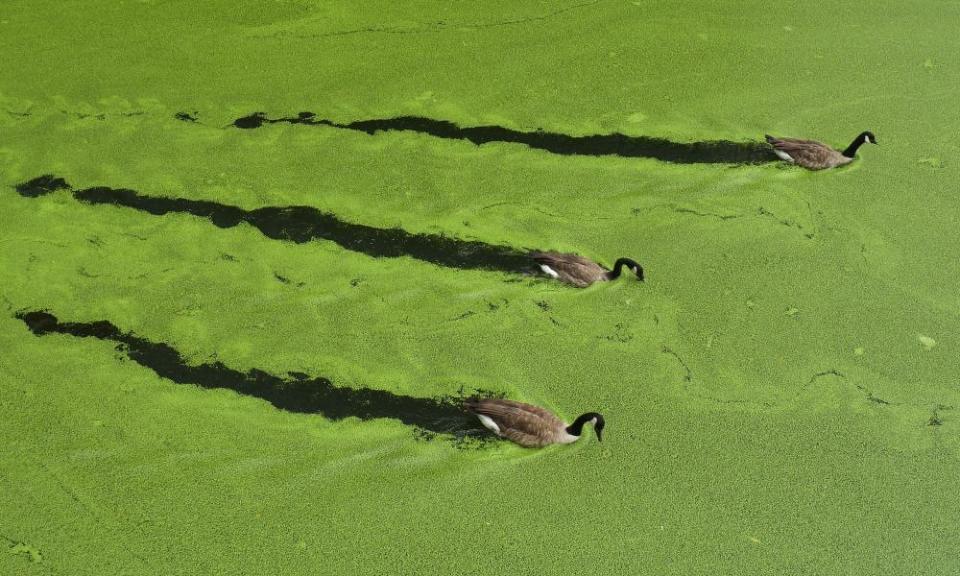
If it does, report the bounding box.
[558,432,581,444]
[540,264,560,278]
[476,414,500,434]
[773,149,794,162]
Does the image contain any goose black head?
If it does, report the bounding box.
[843,132,879,158]
[613,258,645,282]
[567,412,605,442]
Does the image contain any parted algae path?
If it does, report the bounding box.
[1,1,959,575]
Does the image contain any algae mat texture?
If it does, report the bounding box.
[2,1,959,574]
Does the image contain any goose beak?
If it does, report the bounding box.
[596,429,603,442]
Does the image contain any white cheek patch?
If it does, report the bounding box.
[540,264,560,278]
[864,134,871,144]
[476,414,501,434]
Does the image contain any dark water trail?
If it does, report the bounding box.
[12,176,538,274]
[231,112,777,165]
[15,174,70,198]
[174,111,199,123]
[15,310,490,438]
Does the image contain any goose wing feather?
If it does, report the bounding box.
[765,135,848,169]
[530,251,607,287]
[466,398,567,446]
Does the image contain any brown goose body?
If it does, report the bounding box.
[765,131,876,170]
[530,251,643,287]
[465,398,604,448]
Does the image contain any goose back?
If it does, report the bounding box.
[530,251,608,287]
[765,135,853,170]
[465,398,573,447]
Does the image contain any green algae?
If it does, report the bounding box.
[2,1,960,574]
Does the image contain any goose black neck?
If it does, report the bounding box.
[566,412,603,436]
[842,134,867,158]
[608,258,640,280]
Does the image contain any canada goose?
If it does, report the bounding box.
[530,251,644,287]
[465,397,604,448]
[765,131,877,170]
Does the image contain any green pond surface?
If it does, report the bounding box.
[2,1,959,574]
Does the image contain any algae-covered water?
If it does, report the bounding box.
[2,1,959,574]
